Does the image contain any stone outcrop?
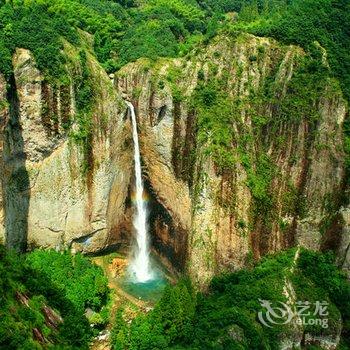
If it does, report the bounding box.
[0,33,348,289]
[0,46,133,252]
[338,207,350,279]
[0,73,9,245]
[116,33,348,287]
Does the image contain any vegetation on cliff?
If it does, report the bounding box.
[188,47,334,229]
[0,1,349,349]
[0,245,110,349]
[0,0,348,178]
[111,249,349,349]
[0,0,348,96]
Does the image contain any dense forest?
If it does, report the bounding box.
[111,249,350,349]
[0,0,349,173]
[0,246,109,349]
[2,245,349,349]
[0,0,349,98]
[0,0,349,349]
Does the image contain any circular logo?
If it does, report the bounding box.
[258,299,294,328]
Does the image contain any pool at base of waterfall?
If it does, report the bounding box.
[96,251,170,303]
[118,274,168,303]
[119,254,173,302]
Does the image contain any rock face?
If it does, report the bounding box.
[338,207,350,279]
[0,33,348,289]
[0,46,133,252]
[115,33,348,287]
[0,73,9,245]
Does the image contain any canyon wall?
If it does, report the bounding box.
[0,33,348,287]
[0,44,133,253]
[116,33,348,287]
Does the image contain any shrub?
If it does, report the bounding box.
[111,249,349,349]
[26,249,109,313]
[0,245,109,348]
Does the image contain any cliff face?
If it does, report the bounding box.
[0,33,348,286]
[116,33,348,287]
[0,73,8,244]
[0,45,133,253]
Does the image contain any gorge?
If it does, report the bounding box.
[1,34,348,286]
[0,0,349,349]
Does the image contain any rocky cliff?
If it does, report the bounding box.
[0,33,348,287]
[116,33,348,287]
[0,42,134,253]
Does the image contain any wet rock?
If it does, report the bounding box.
[110,257,128,277]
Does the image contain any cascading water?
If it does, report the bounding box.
[126,101,154,283]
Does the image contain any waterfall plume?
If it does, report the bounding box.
[126,101,153,283]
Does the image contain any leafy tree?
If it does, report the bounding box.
[253,0,350,100]
[26,249,109,312]
[111,308,130,350]
[0,245,108,349]
[117,20,178,67]
[111,250,349,349]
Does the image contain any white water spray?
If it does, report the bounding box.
[126,101,153,283]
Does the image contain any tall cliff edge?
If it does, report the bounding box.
[0,33,348,288]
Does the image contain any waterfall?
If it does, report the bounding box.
[126,101,153,283]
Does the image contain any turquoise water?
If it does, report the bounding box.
[117,257,171,303]
[119,275,168,303]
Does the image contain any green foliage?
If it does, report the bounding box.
[0,1,79,79]
[0,0,346,123]
[192,250,296,349]
[26,249,109,313]
[344,118,350,193]
[153,278,196,344]
[48,0,125,72]
[273,55,326,123]
[237,52,332,223]
[246,153,274,208]
[69,50,95,173]
[0,0,348,108]
[248,0,350,102]
[0,245,109,349]
[0,0,127,77]
[190,50,330,219]
[141,0,204,32]
[295,250,350,341]
[191,80,236,171]
[111,250,349,349]
[75,50,93,112]
[117,21,178,67]
[111,279,196,349]
[198,0,241,13]
[115,0,205,67]
[111,308,131,350]
[166,65,185,102]
[0,0,206,77]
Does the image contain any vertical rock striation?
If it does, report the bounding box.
[116,33,348,287]
[0,45,133,252]
[0,32,348,289]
